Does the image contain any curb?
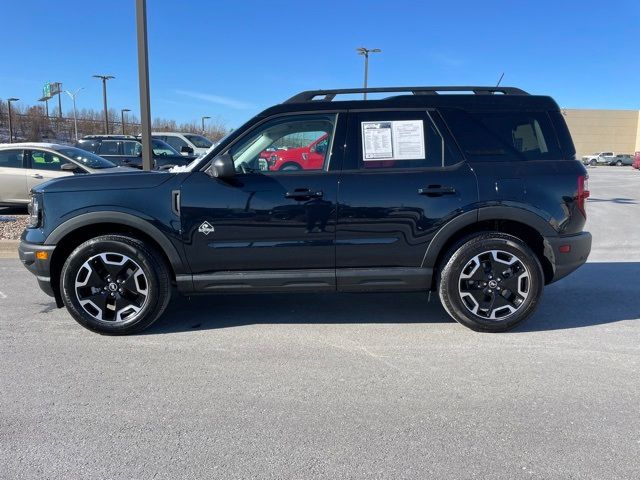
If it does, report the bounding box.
[0,240,19,259]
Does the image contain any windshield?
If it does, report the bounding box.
[152,139,180,156]
[56,147,117,169]
[184,134,213,148]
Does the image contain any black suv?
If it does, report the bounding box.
[75,135,194,170]
[19,86,591,334]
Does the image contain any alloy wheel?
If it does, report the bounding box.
[458,250,530,320]
[74,252,149,323]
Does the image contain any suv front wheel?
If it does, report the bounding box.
[438,233,544,332]
[60,235,171,335]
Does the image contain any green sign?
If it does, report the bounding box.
[43,83,51,99]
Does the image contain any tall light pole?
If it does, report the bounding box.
[64,88,84,141]
[356,47,381,99]
[136,0,153,171]
[201,115,211,133]
[121,108,131,135]
[93,74,115,134]
[7,98,19,143]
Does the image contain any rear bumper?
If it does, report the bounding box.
[544,232,592,283]
[18,241,56,297]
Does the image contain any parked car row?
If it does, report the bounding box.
[581,151,635,166]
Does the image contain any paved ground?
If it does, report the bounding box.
[1,167,639,479]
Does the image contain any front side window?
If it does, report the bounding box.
[122,141,142,156]
[0,150,24,169]
[184,134,213,148]
[227,114,336,173]
[152,139,180,156]
[97,141,120,156]
[30,150,64,171]
[441,110,561,161]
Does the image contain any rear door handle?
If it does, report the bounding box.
[418,185,456,197]
[285,188,323,200]
[31,174,44,179]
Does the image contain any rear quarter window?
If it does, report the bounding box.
[441,109,562,161]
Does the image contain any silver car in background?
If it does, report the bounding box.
[0,143,131,206]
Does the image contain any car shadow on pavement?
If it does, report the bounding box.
[144,262,640,335]
[587,197,637,204]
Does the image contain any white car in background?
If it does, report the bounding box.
[0,143,130,206]
[152,132,214,156]
[582,151,615,166]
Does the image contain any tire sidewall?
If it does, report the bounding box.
[61,237,164,334]
[439,234,544,332]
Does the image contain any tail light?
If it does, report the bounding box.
[577,175,590,217]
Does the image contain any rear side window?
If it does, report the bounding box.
[97,141,120,155]
[76,140,100,153]
[441,110,561,161]
[345,110,462,170]
[0,150,24,168]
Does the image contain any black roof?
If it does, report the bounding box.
[258,86,560,117]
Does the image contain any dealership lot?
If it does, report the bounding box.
[1,168,639,479]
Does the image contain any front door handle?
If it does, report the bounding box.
[418,185,456,197]
[285,189,323,200]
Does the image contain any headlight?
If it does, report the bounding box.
[27,194,41,228]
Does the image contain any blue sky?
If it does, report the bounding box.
[1,0,638,128]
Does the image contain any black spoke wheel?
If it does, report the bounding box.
[61,235,171,335]
[438,232,544,332]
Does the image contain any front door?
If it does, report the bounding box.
[180,112,345,291]
[336,109,478,291]
[27,149,75,191]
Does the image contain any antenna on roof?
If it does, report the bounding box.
[496,72,505,87]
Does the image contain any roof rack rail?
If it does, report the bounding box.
[284,86,529,103]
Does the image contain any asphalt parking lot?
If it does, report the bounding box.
[1,167,639,479]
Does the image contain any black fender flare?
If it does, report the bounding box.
[421,205,558,269]
[45,211,187,274]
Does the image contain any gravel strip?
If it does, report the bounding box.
[0,215,29,240]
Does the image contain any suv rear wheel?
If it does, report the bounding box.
[438,232,544,332]
[60,235,171,335]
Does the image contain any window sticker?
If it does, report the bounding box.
[361,120,425,161]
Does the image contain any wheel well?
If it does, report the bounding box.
[49,223,176,305]
[279,162,301,170]
[431,219,554,290]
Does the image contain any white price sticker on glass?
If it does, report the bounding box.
[361,120,425,161]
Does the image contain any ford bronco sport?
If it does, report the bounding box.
[19,86,592,334]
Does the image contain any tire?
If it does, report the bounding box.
[438,232,544,332]
[279,162,301,171]
[60,234,171,335]
[590,159,597,166]
[616,160,623,166]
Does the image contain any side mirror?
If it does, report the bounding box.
[210,153,235,179]
[61,162,79,172]
[181,146,194,154]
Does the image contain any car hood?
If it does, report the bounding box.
[33,170,172,194]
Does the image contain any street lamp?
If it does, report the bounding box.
[201,115,211,133]
[64,88,84,141]
[356,47,381,99]
[121,108,131,135]
[7,98,19,143]
[93,74,115,134]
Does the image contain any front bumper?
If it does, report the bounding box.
[544,232,592,283]
[18,241,57,297]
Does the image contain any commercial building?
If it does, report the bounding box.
[563,109,640,158]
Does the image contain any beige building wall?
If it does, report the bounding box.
[563,109,640,158]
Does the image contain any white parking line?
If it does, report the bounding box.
[0,291,7,299]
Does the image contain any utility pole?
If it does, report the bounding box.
[121,108,131,135]
[136,0,153,171]
[356,47,381,99]
[93,74,115,134]
[7,98,19,143]
[201,115,211,134]
[64,88,83,141]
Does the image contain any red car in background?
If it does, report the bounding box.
[261,134,329,171]
[633,152,640,169]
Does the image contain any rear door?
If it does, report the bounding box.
[336,109,478,291]
[0,149,28,204]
